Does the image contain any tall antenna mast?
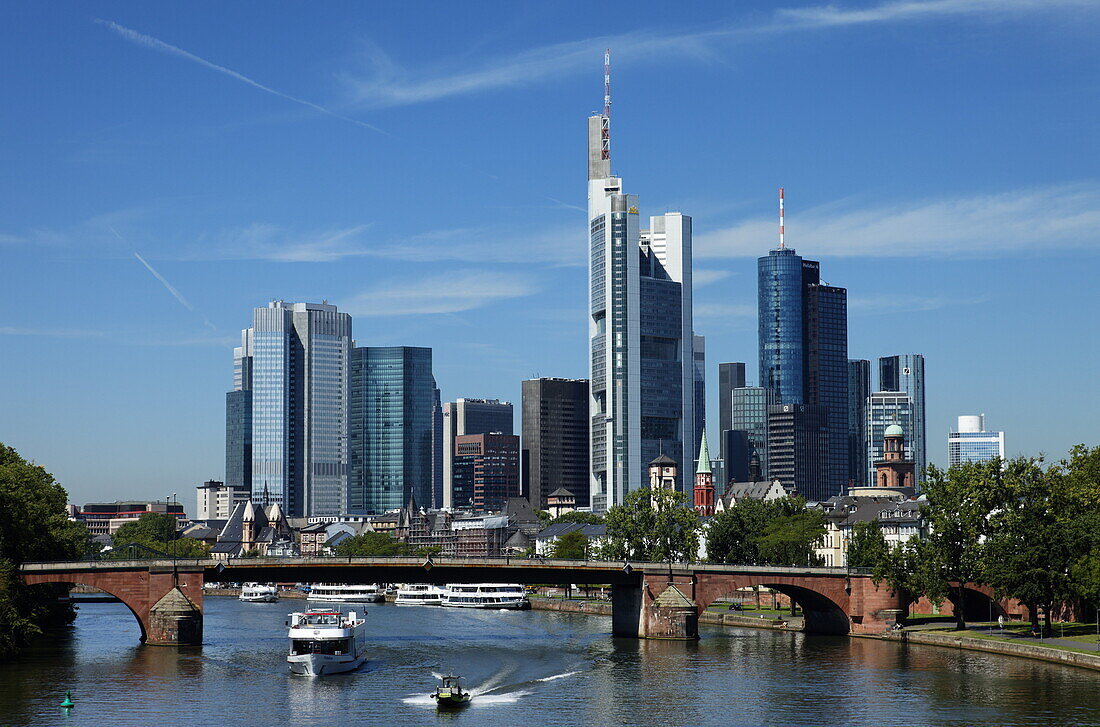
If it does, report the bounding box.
[602,48,611,161]
[778,187,786,249]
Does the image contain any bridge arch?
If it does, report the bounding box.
[693,574,853,635]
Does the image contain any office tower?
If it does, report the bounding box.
[452,433,520,512]
[717,362,747,485]
[866,391,914,486]
[442,398,513,508]
[521,378,590,510]
[347,346,434,515]
[948,415,1005,466]
[693,335,706,456]
[847,359,871,487]
[431,381,443,509]
[727,386,775,483]
[247,301,351,517]
[879,354,927,481]
[196,480,249,521]
[588,53,694,511]
[766,403,828,499]
[225,329,253,491]
[758,199,848,499]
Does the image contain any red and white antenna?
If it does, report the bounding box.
[778,187,786,249]
[601,48,611,161]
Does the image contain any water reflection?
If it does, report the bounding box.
[2,600,1100,726]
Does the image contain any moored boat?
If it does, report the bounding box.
[286,609,367,676]
[441,584,529,609]
[308,583,385,604]
[394,583,446,606]
[431,675,471,708]
[239,583,279,602]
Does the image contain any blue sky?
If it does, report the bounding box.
[2,1,1098,506]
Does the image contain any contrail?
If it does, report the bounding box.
[133,251,195,311]
[95,19,388,136]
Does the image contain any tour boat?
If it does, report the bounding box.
[239,583,279,603]
[308,583,385,604]
[441,584,530,609]
[394,583,446,606]
[286,609,367,676]
[431,675,471,708]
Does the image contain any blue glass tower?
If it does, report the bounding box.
[348,346,434,514]
[879,354,926,482]
[759,248,809,405]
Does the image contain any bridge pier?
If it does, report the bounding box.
[612,577,700,640]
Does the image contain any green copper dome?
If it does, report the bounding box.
[884,423,904,438]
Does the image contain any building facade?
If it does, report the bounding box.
[758,245,848,500]
[521,378,590,510]
[717,361,747,486]
[847,359,871,487]
[441,398,513,509]
[588,97,694,511]
[948,414,1005,466]
[196,480,250,521]
[347,346,434,515]
[452,433,520,513]
[246,300,351,517]
[693,334,706,457]
[866,391,914,487]
[225,328,253,492]
[879,354,926,482]
[727,386,776,484]
[767,403,828,500]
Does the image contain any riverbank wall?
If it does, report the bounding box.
[530,598,791,631]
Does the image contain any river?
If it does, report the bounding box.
[1,597,1099,726]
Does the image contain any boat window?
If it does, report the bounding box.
[290,639,351,655]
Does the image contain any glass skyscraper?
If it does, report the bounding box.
[248,301,351,517]
[948,414,1005,466]
[347,346,434,514]
[757,246,848,499]
[225,328,253,491]
[727,386,775,483]
[587,100,694,511]
[879,354,927,482]
[866,391,914,486]
[847,359,871,487]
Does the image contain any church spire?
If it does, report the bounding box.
[695,429,712,475]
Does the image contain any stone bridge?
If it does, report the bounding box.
[20,557,915,645]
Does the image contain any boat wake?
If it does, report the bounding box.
[533,670,580,683]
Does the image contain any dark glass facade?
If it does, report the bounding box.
[639,273,685,491]
[728,386,775,483]
[847,359,871,487]
[453,433,520,512]
[521,378,590,509]
[348,346,434,514]
[225,389,252,491]
[759,249,812,405]
[767,403,828,501]
[804,284,849,493]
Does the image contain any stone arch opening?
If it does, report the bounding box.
[758,583,850,635]
[31,576,149,642]
[946,586,1005,622]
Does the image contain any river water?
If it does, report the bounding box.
[2,597,1099,726]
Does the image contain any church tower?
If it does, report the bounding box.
[874,423,916,490]
[693,430,715,516]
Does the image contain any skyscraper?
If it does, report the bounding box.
[693,335,706,457]
[866,390,913,486]
[847,359,871,487]
[431,380,443,509]
[588,53,694,511]
[879,354,927,481]
[247,301,351,517]
[442,398,513,509]
[522,378,590,510]
[225,328,253,492]
[727,386,775,483]
[757,210,848,499]
[453,433,520,512]
[767,403,828,499]
[347,346,434,514]
[948,415,1005,466]
[717,362,747,485]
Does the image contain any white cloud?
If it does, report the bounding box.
[341,270,537,316]
[693,269,733,288]
[694,183,1100,259]
[848,294,987,315]
[341,0,1092,109]
[693,303,756,320]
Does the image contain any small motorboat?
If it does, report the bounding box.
[431,675,471,708]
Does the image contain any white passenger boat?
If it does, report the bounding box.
[441,584,530,609]
[239,583,279,603]
[308,583,385,604]
[394,583,446,606]
[286,609,367,676]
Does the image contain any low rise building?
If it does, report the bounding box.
[77,500,187,537]
[534,523,607,557]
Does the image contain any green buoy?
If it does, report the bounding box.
[60,690,74,709]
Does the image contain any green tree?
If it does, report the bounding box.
[551,530,589,560]
[754,510,826,567]
[602,488,699,562]
[846,521,889,569]
[0,444,90,659]
[872,536,927,603]
[331,531,410,557]
[112,512,179,547]
[1062,445,1100,608]
[705,497,803,564]
[919,461,1001,630]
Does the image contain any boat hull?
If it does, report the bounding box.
[433,694,471,708]
[288,653,365,677]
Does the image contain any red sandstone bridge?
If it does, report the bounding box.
[19,556,936,645]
